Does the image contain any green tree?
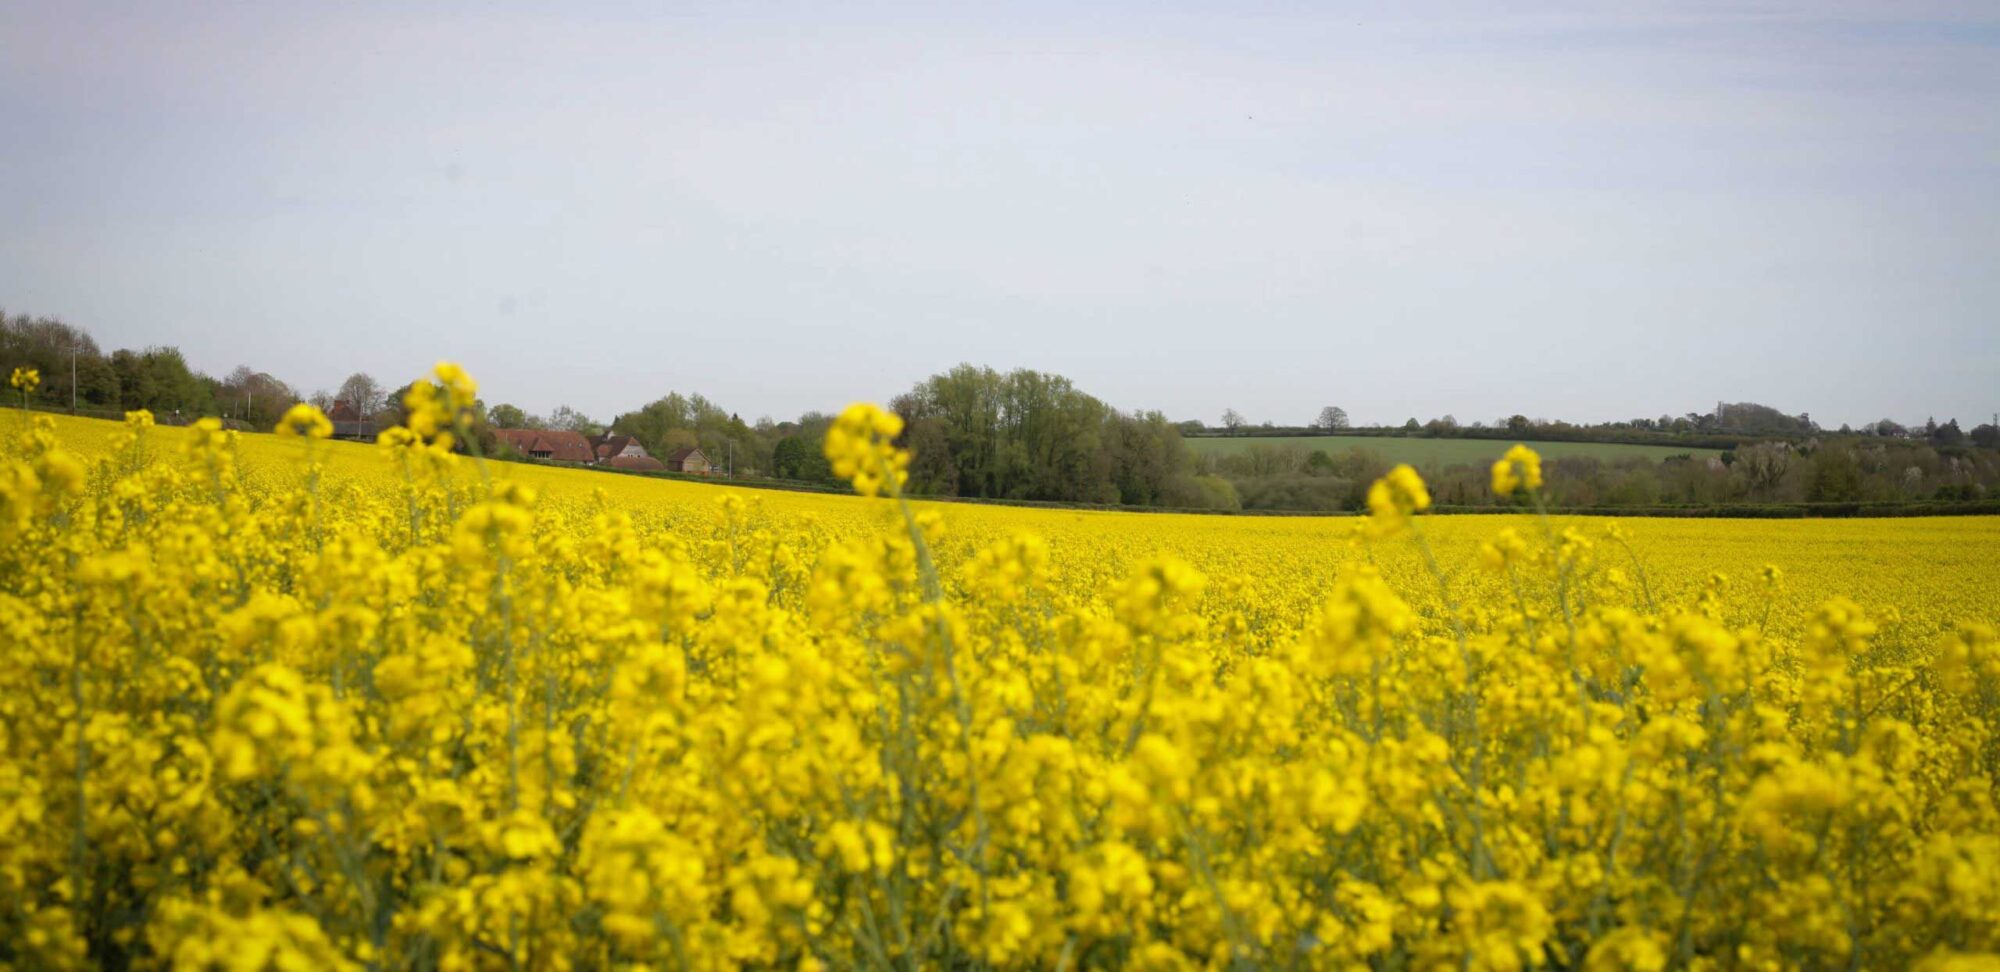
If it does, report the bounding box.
[488,403,529,428]
[1807,447,1861,502]
[1713,402,1816,435]
[1103,410,1188,505]
[111,346,214,417]
[548,404,602,435]
[770,435,833,482]
[0,311,118,409]
[892,364,1194,505]
[1734,442,1794,499]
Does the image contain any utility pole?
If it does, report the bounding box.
[70,339,77,413]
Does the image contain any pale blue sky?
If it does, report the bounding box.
[2,1,1995,428]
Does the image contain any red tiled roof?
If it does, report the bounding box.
[593,434,645,460]
[494,428,596,463]
[605,454,665,472]
[535,430,596,463]
[493,428,542,453]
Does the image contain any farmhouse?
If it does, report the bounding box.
[489,427,677,472]
[665,446,712,474]
[492,428,596,464]
[327,400,376,441]
[590,434,649,462]
[592,434,665,471]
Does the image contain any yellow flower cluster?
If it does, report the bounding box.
[275,402,333,439]
[8,366,38,394]
[1491,443,1544,497]
[2,371,1999,969]
[824,402,908,498]
[1365,464,1431,537]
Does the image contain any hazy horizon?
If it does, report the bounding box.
[3,1,1996,430]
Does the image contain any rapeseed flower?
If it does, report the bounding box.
[274,402,333,439]
[1490,443,1543,497]
[1366,463,1431,535]
[0,367,1995,969]
[823,402,908,497]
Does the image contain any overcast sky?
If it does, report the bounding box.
[3,1,1995,429]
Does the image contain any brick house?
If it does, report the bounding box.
[592,434,664,470]
[493,428,596,464]
[492,427,693,474]
[590,434,650,463]
[327,400,376,441]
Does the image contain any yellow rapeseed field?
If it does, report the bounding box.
[2,364,1998,970]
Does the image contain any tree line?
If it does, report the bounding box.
[1208,400,1993,451]
[0,311,343,431]
[485,391,840,483]
[490,363,1241,509]
[4,308,1237,508]
[7,307,1992,512]
[1198,437,2000,512]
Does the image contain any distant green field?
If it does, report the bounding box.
[1188,435,1721,466]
